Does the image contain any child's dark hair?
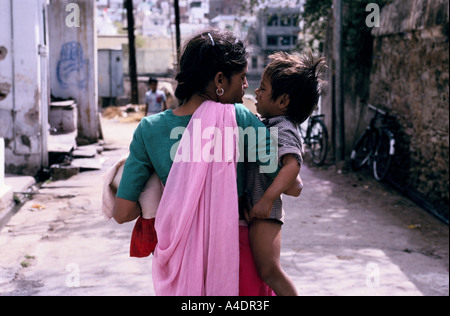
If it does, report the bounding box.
[265,51,327,124]
[175,29,248,101]
[148,77,158,85]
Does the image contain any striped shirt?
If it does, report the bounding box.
[244,115,303,223]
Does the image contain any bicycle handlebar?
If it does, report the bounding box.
[367,103,387,116]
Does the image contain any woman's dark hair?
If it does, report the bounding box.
[174,29,248,101]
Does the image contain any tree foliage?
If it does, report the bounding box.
[300,0,393,73]
[299,0,332,53]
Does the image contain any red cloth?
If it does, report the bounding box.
[130,218,275,296]
[130,217,158,258]
[239,225,276,296]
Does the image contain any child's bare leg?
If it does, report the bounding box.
[249,219,298,296]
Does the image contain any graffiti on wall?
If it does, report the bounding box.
[56,41,89,89]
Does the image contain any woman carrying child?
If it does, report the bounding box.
[112,29,303,296]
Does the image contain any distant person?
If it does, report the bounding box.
[145,78,167,116]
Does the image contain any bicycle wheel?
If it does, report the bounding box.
[373,129,395,181]
[308,119,328,166]
[350,130,377,171]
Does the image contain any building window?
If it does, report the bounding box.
[251,56,258,69]
[292,14,300,27]
[267,36,278,46]
[280,14,291,27]
[267,14,278,27]
[280,36,291,46]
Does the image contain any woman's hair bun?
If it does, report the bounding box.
[174,28,248,101]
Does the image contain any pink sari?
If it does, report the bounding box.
[152,101,240,296]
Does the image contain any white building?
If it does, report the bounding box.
[187,0,209,24]
[0,0,50,175]
[247,5,301,78]
[0,0,98,176]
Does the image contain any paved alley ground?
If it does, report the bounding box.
[0,116,448,296]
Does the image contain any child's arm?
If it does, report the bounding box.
[284,172,303,197]
[249,154,300,220]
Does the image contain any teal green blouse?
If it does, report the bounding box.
[117,103,278,202]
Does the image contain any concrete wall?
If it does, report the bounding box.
[122,36,175,76]
[0,137,13,213]
[0,0,49,175]
[48,0,98,143]
[0,138,5,187]
[369,0,449,218]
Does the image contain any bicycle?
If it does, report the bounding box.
[298,114,329,166]
[350,102,396,181]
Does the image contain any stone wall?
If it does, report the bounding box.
[369,0,449,219]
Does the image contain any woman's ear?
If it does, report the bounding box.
[214,72,224,89]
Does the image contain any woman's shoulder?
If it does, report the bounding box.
[135,111,168,136]
[233,103,263,128]
[140,110,176,126]
[233,103,251,115]
[138,110,191,136]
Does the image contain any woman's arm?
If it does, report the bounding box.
[114,120,154,224]
[113,197,141,224]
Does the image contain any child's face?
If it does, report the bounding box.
[149,82,157,92]
[255,73,279,118]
